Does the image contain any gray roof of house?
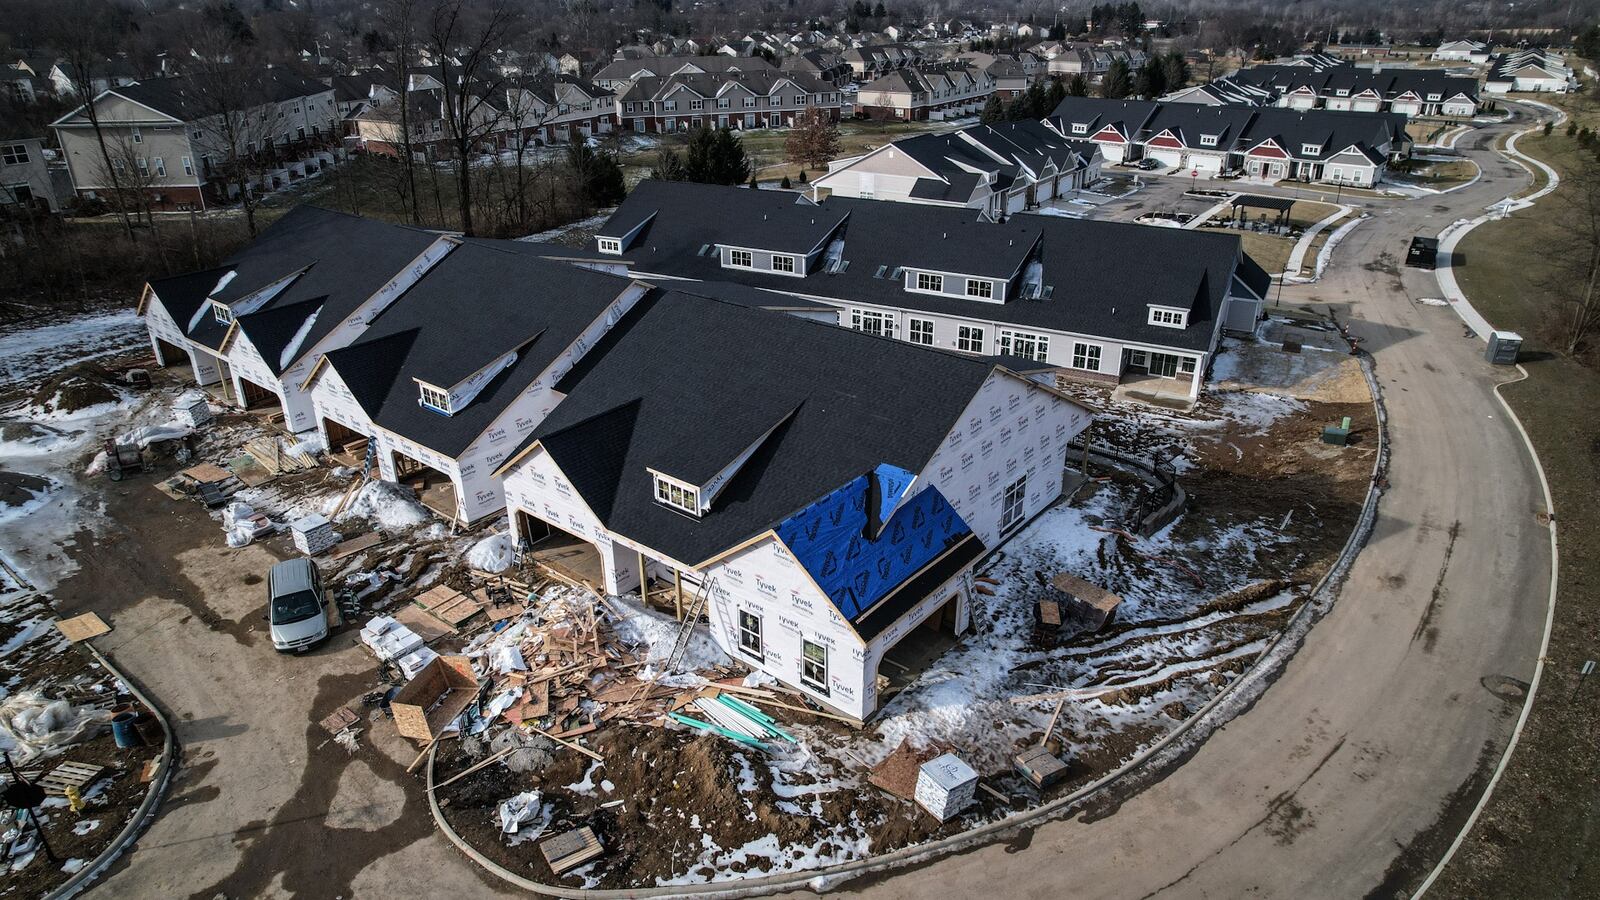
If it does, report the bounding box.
[321,243,636,457]
[110,69,331,121]
[598,180,845,254]
[601,180,1247,353]
[515,289,1001,566]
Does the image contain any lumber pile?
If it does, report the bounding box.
[245,436,316,476]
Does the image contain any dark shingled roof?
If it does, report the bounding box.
[321,243,636,457]
[602,180,1246,353]
[599,180,843,255]
[146,266,230,334]
[208,205,443,373]
[110,69,331,121]
[517,291,1002,567]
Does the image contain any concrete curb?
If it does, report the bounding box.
[1283,203,1355,276]
[427,359,1392,898]
[1434,101,1564,342]
[46,644,179,900]
[1409,106,1565,899]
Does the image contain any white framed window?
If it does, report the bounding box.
[850,308,895,336]
[1071,341,1102,371]
[998,329,1049,362]
[1,144,29,165]
[131,127,142,143]
[153,156,166,177]
[691,99,704,110]
[915,272,944,293]
[664,99,677,110]
[966,279,993,299]
[1180,356,1198,375]
[181,156,194,175]
[1199,134,1218,147]
[1070,122,1087,134]
[1300,144,1321,156]
[419,383,451,414]
[1149,307,1186,327]
[212,303,233,324]
[801,639,828,693]
[772,254,796,273]
[597,237,622,254]
[956,325,985,353]
[135,156,148,175]
[653,473,700,516]
[743,97,755,108]
[192,128,203,139]
[738,610,763,659]
[728,248,753,268]
[908,317,934,345]
[1001,475,1027,532]
[718,97,730,109]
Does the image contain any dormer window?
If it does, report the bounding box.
[728,248,754,268]
[653,473,701,516]
[1071,122,1087,134]
[597,238,621,254]
[1149,307,1186,328]
[419,383,452,414]
[1199,134,1218,147]
[212,303,233,324]
[1427,93,1441,101]
[1300,144,1321,156]
[772,254,797,273]
[915,272,943,293]
[1336,88,1349,96]
[966,279,993,299]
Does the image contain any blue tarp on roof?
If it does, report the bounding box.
[775,464,974,622]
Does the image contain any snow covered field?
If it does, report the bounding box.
[0,310,145,395]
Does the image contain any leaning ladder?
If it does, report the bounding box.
[664,576,717,674]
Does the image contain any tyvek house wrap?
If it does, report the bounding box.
[774,463,973,622]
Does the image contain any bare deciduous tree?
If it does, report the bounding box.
[426,0,520,236]
[381,0,424,225]
[182,27,288,237]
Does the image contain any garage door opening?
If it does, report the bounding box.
[237,375,281,412]
[393,451,457,520]
[322,418,370,468]
[153,338,189,370]
[876,592,964,704]
[515,509,604,590]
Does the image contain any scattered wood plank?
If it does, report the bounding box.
[330,532,383,561]
[429,746,514,792]
[54,613,111,643]
[319,706,360,735]
[180,462,233,485]
[394,603,454,641]
[527,725,604,762]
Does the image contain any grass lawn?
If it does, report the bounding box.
[1227,200,1345,275]
[1426,96,1600,898]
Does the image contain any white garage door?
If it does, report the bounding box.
[1188,154,1223,174]
[1148,148,1184,168]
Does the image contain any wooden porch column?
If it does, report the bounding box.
[674,569,684,621]
[637,550,647,602]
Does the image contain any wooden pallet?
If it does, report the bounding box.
[541,826,604,875]
[39,761,105,797]
[55,612,111,642]
[319,706,360,734]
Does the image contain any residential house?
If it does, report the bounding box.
[495,289,1092,719]
[307,241,650,524]
[959,51,1046,98]
[1035,42,1147,81]
[330,70,401,124]
[138,206,455,432]
[1160,79,1276,107]
[4,57,53,102]
[1049,96,1411,186]
[0,138,61,213]
[782,50,853,88]
[1218,61,1480,117]
[843,44,922,80]
[52,71,340,210]
[856,63,995,121]
[1432,40,1492,63]
[1485,50,1576,93]
[48,58,138,96]
[813,120,1098,214]
[592,55,777,94]
[593,180,1270,400]
[558,54,584,76]
[615,71,839,133]
[501,75,616,144]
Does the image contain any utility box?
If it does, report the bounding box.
[1486,330,1523,366]
[1406,236,1439,269]
[1322,416,1353,446]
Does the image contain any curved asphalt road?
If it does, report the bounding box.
[857,108,1554,899]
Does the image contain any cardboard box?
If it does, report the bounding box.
[390,655,479,743]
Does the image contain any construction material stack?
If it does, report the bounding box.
[915,753,978,822]
[290,513,338,555]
